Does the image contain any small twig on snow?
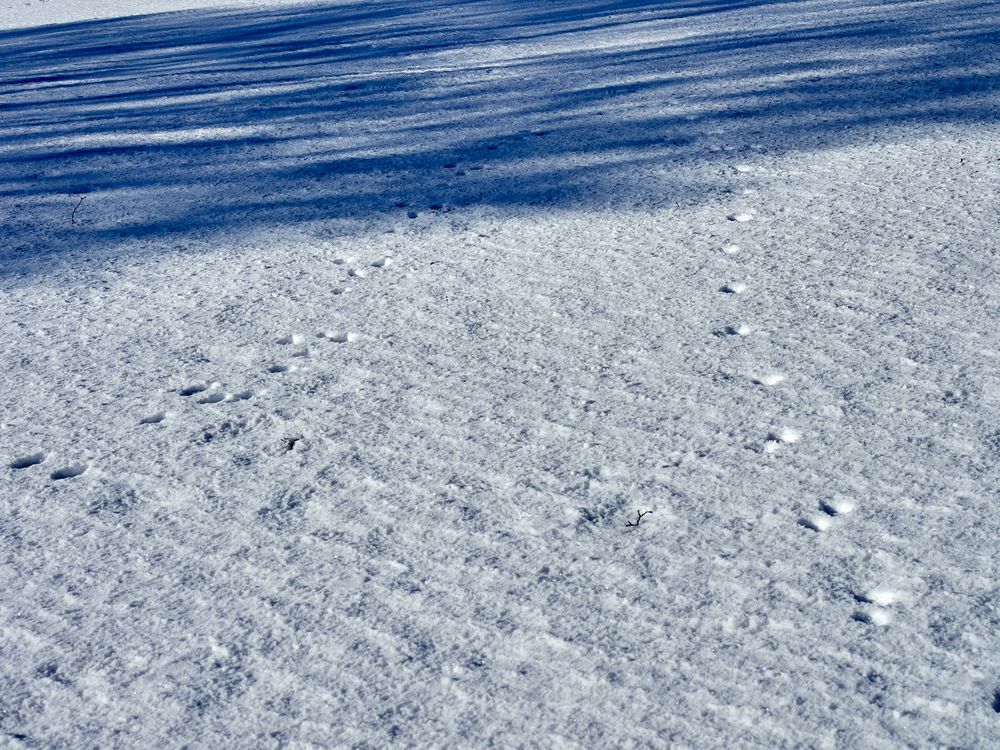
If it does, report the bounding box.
[625,509,652,527]
[71,195,86,225]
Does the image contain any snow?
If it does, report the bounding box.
[2,0,1000,746]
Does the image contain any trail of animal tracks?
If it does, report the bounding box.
[2,0,999,746]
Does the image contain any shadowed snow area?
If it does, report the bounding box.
[0,0,998,270]
[2,0,1000,747]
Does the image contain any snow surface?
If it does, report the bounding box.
[2,0,1000,746]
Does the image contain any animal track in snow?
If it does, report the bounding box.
[332,286,351,295]
[799,515,832,532]
[10,453,45,470]
[764,428,801,453]
[720,281,747,294]
[855,589,902,607]
[348,267,367,279]
[800,498,855,532]
[51,464,87,481]
[276,334,305,345]
[735,164,753,173]
[727,211,754,222]
[820,498,855,516]
[716,324,752,337]
[323,331,358,343]
[202,388,254,403]
[371,256,392,268]
[333,256,354,266]
[851,609,891,626]
[752,373,785,386]
[183,381,224,401]
[851,589,902,626]
[268,363,298,373]
[140,412,167,425]
[773,427,801,443]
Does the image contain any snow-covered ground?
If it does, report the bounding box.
[2,0,999,746]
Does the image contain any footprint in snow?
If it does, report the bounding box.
[198,388,252,404]
[720,281,747,294]
[851,609,892,626]
[851,588,902,626]
[855,589,901,607]
[752,372,785,386]
[763,428,801,453]
[276,334,310,360]
[799,514,833,533]
[10,453,45,470]
[179,381,235,404]
[51,464,87,481]
[179,383,209,397]
[799,499,854,532]
[715,324,751,337]
[823,499,855,516]
[323,331,358,343]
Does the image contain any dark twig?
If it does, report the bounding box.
[71,195,86,225]
[625,509,652,527]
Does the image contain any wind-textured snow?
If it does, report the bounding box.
[2,0,999,747]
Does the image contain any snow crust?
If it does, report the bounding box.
[2,0,999,746]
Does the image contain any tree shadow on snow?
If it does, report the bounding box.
[0,0,997,272]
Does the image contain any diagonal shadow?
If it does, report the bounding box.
[0,0,997,274]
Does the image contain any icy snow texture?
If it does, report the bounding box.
[2,0,1000,747]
